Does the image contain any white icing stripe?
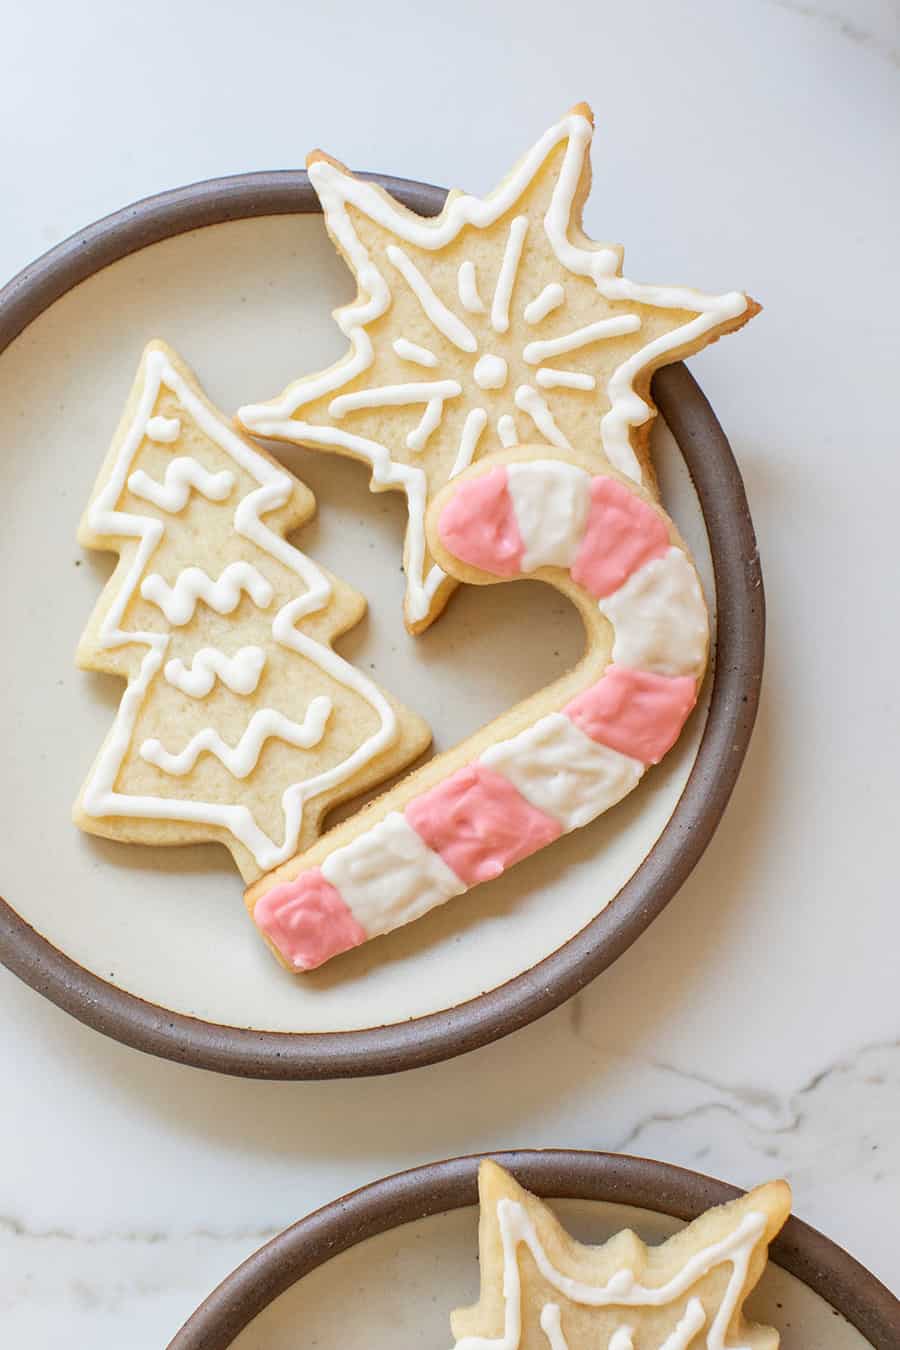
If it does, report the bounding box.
[407,398,445,453]
[480,713,643,831]
[140,562,273,626]
[392,337,438,367]
[458,260,486,313]
[450,408,488,478]
[164,646,266,698]
[597,547,708,678]
[491,215,528,334]
[539,1306,568,1350]
[453,1199,766,1350]
[329,379,461,418]
[140,699,332,778]
[387,245,478,352]
[505,461,590,571]
[498,415,518,447]
[80,348,399,871]
[523,315,641,365]
[524,283,564,325]
[145,415,181,443]
[514,385,572,449]
[608,1329,634,1350]
[535,368,595,391]
[321,812,465,936]
[659,1300,706,1350]
[127,458,235,512]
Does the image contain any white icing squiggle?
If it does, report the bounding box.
[491,216,528,334]
[458,260,486,314]
[127,457,235,512]
[523,316,641,365]
[80,347,399,871]
[454,1200,766,1350]
[407,398,445,453]
[514,385,571,449]
[145,415,181,443]
[536,368,595,391]
[164,645,266,698]
[140,561,273,626]
[140,699,332,778]
[387,245,478,352]
[524,283,565,325]
[450,408,488,478]
[497,415,518,447]
[329,380,461,418]
[393,338,438,367]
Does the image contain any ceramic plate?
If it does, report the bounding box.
[0,175,763,1077]
[168,1151,897,1349]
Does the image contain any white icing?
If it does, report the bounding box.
[536,368,595,391]
[454,1199,766,1350]
[164,645,266,698]
[608,1330,634,1350]
[658,1300,706,1350]
[239,112,746,618]
[497,415,518,447]
[321,812,465,936]
[393,337,439,367]
[480,713,642,831]
[514,385,572,449]
[140,699,332,778]
[523,316,641,365]
[450,408,488,478]
[140,561,273,626]
[407,398,445,453]
[329,379,461,418]
[127,457,235,513]
[473,354,508,390]
[524,283,565,325]
[491,215,528,333]
[597,547,708,678]
[505,461,590,570]
[145,415,181,443]
[458,260,486,314]
[387,245,478,352]
[80,347,399,871]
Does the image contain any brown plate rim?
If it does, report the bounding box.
[0,171,764,1079]
[167,1149,899,1349]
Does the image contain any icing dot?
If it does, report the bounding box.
[145,415,181,443]
[473,354,508,391]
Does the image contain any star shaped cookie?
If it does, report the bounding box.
[239,105,758,633]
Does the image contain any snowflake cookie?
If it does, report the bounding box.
[452,1160,791,1350]
[238,103,758,633]
[73,341,430,881]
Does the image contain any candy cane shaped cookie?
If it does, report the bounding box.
[246,446,708,972]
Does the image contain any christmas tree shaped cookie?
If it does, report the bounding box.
[452,1161,791,1350]
[74,341,430,881]
[238,104,758,633]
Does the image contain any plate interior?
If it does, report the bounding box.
[0,214,713,1033]
[229,1200,870,1350]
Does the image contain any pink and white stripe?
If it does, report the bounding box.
[251,459,708,972]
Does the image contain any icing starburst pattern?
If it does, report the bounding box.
[239,105,756,632]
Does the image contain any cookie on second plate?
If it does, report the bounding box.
[452,1160,791,1350]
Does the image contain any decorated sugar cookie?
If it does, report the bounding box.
[453,1161,791,1350]
[238,104,757,633]
[247,445,708,971]
[74,341,430,881]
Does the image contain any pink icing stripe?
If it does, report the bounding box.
[565,665,697,764]
[405,763,561,885]
[571,476,669,598]
[253,869,366,971]
[438,466,524,577]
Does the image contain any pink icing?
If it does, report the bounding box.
[438,466,524,577]
[566,665,697,764]
[253,869,366,971]
[405,763,561,885]
[571,476,669,598]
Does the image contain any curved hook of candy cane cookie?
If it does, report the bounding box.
[245,446,709,973]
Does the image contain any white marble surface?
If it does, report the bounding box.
[1,1,898,1346]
